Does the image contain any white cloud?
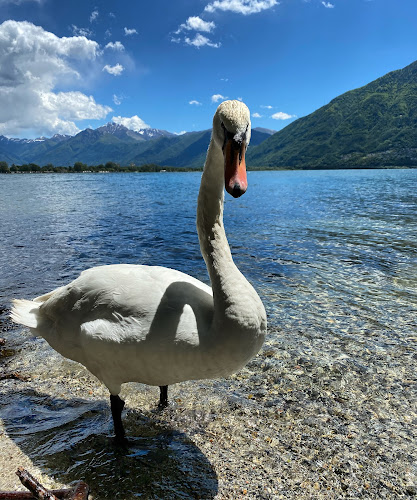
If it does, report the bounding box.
[112,115,150,131]
[0,20,111,137]
[261,104,273,109]
[189,100,202,105]
[124,27,138,36]
[113,94,122,105]
[271,111,296,120]
[105,41,125,51]
[211,94,226,103]
[177,16,216,33]
[205,0,278,15]
[174,16,219,48]
[90,10,99,23]
[40,92,110,120]
[102,63,124,76]
[185,34,220,48]
[252,112,262,118]
[70,25,93,37]
[322,1,334,7]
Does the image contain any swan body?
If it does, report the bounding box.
[11,100,267,438]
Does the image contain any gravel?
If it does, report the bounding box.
[0,308,416,499]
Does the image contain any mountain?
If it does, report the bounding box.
[95,123,175,141]
[4,59,417,170]
[252,127,276,136]
[248,60,417,168]
[0,134,71,165]
[0,124,271,168]
[250,128,276,146]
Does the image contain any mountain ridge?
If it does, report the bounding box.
[4,58,417,171]
[0,123,274,168]
[248,60,417,167]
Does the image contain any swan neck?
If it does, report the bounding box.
[197,139,240,307]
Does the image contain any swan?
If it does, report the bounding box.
[10,100,267,440]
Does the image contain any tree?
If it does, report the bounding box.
[74,161,87,172]
[0,161,10,173]
[105,161,119,171]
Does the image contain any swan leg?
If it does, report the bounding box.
[158,385,168,408]
[110,394,125,441]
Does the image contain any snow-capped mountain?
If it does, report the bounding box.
[0,122,271,167]
[96,123,175,142]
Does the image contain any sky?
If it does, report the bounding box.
[0,0,416,139]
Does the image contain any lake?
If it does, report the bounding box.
[0,170,416,498]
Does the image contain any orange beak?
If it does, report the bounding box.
[224,138,247,198]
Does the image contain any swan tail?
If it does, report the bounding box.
[10,299,42,329]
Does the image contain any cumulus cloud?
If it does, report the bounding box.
[189,100,202,105]
[271,111,296,120]
[124,27,138,36]
[177,16,215,33]
[185,34,220,48]
[102,63,124,76]
[105,41,125,51]
[205,0,278,15]
[0,20,111,137]
[40,92,110,120]
[322,1,334,7]
[112,115,150,131]
[261,104,273,109]
[174,15,220,48]
[252,112,262,118]
[90,10,99,23]
[211,94,226,103]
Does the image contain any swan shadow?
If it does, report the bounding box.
[146,280,214,347]
[0,383,218,499]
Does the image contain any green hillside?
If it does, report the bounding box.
[248,60,417,168]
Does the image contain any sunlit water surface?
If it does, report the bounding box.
[0,170,416,498]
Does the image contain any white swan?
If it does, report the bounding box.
[11,100,267,440]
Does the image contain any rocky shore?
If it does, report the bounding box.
[0,308,416,499]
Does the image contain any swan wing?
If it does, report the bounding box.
[28,265,214,388]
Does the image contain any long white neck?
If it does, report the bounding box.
[197,138,262,328]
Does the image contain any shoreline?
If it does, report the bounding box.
[1,165,417,174]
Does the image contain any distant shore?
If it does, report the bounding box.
[1,164,416,174]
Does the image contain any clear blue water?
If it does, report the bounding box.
[1,170,415,338]
[0,170,416,498]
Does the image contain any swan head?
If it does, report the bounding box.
[213,100,251,198]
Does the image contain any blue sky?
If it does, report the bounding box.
[0,0,416,138]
